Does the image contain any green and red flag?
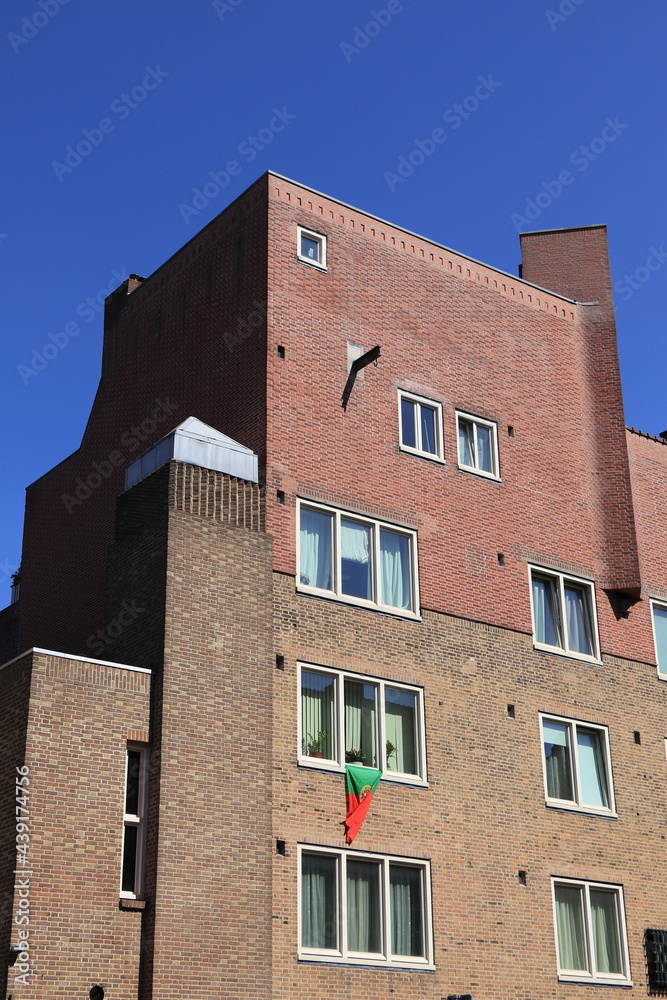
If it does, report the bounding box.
[342,764,382,844]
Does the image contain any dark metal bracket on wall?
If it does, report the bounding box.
[341,345,381,410]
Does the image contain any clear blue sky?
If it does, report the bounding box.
[1,0,665,605]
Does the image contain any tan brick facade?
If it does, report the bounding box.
[2,174,667,999]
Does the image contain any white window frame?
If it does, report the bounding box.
[297,499,420,619]
[539,714,616,816]
[551,878,631,985]
[650,599,667,679]
[298,845,434,969]
[120,744,148,899]
[398,390,444,463]
[297,226,327,270]
[455,410,500,480]
[529,565,601,663]
[297,663,427,785]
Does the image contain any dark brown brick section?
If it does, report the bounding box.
[2,650,150,1000]
[0,601,20,666]
[272,574,667,999]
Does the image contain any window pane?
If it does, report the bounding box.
[347,860,381,953]
[476,423,493,472]
[542,720,574,801]
[420,405,437,455]
[532,576,562,647]
[301,235,320,261]
[121,825,138,894]
[301,671,336,760]
[458,419,474,466]
[344,680,377,767]
[302,855,337,949]
[125,750,141,815]
[385,688,417,774]
[577,729,608,808]
[380,529,411,610]
[401,398,416,449]
[390,866,424,957]
[653,605,667,673]
[564,585,593,655]
[341,519,372,600]
[590,890,623,975]
[554,884,588,972]
[300,508,333,590]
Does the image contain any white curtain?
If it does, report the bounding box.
[341,519,371,599]
[542,720,573,800]
[590,890,622,974]
[302,855,336,949]
[564,585,592,655]
[555,884,587,971]
[380,530,410,609]
[385,688,417,774]
[576,729,608,807]
[301,671,335,758]
[420,406,436,454]
[344,680,376,766]
[347,861,381,953]
[532,577,561,646]
[476,423,492,472]
[390,866,423,957]
[300,508,332,590]
[654,605,667,672]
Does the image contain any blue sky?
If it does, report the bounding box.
[1,0,665,604]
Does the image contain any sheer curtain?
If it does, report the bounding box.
[385,688,417,774]
[347,861,381,953]
[476,423,492,472]
[564,585,592,655]
[554,884,587,971]
[532,577,561,646]
[301,671,335,759]
[420,406,436,454]
[576,729,608,807]
[302,854,337,949]
[341,519,371,600]
[654,605,667,671]
[590,890,622,974]
[380,530,411,609]
[300,508,332,590]
[390,866,423,957]
[458,420,474,466]
[542,720,574,800]
[344,680,376,765]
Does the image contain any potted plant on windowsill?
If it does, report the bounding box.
[386,740,397,767]
[303,731,329,758]
[345,748,367,765]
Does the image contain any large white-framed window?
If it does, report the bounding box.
[297,500,419,618]
[529,566,600,662]
[120,745,148,899]
[456,411,499,479]
[551,878,631,985]
[299,845,434,969]
[651,600,667,678]
[298,663,427,784]
[297,226,327,269]
[398,391,444,462]
[540,715,615,816]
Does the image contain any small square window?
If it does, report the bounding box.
[299,845,434,968]
[298,663,426,784]
[297,226,327,269]
[552,878,631,985]
[540,715,615,815]
[529,566,600,662]
[456,412,499,479]
[398,391,444,462]
[651,600,667,678]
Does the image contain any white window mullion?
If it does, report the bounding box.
[336,672,345,769]
[583,883,596,975]
[569,722,582,805]
[383,858,392,960]
[339,853,347,960]
[333,510,341,597]
[377,679,387,771]
[372,521,380,605]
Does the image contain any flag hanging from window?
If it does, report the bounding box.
[343,764,382,844]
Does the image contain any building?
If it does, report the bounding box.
[2,170,667,1000]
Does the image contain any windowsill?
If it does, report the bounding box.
[399,446,445,465]
[558,974,632,987]
[296,585,422,622]
[457,463,501,482]
[533,641,602,666]
[545,801,618,819]
[119,897,146,910]
[296,255,327,271]
[298,954,435,971]
[298,758,428,787]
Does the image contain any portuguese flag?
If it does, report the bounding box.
[343,765,382,844]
